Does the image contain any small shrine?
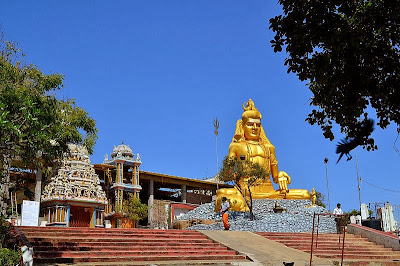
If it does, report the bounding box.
[102,142,142,228]
[41,144,107,227]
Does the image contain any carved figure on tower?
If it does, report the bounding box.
[216,99,310,211]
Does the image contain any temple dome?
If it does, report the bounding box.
[41,144,107,205]
[111,142,134,159]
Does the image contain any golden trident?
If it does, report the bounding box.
[213,117,220,190]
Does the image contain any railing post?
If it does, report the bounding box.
[340,214,346,266]
[310,212,316,266]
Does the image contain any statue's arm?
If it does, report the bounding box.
[269,145,291,193]
[228,143,240,159]
[269,145,279,183]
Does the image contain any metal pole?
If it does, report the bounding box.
[213,118,220,190]
[324,158,331,212]
[316,214,320,248]
[310,213,316,266]
[341,215,346,266]
[216,134,219,190]
[355,148,362,210]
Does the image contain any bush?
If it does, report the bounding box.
[0,248,21,266]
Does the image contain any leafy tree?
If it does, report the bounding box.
[0,215,21,266]
[344,208,373,224]
[0,248,21,266]
[0,26,97,215]
[315,191,326,208]
[270,0,400,150]
[123,194,148,224]
[218,156,268,221]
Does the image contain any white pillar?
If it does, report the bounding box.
[136,166,140,185]
[35,168,42,202]
[148,179,154,227]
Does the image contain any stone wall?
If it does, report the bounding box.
[348,223,400,251]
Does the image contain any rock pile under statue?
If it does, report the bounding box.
[177,199,336,233]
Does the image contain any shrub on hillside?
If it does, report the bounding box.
[0,248,21,266]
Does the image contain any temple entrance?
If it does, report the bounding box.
[70,206,91,227]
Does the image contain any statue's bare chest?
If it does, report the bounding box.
[246,143,268,158]
[235,142,269,161]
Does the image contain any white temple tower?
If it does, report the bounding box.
[41,144,107,227]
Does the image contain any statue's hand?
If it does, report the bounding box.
[278,171,291,193]
[278,171,291,184]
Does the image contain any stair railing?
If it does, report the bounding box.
[310,213,347,266]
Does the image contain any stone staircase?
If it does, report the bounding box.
[18,226,248,264]
[257,232,400,264]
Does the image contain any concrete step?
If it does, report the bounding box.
[305,249,400,255]
[35,249,239,258]
[34,245,226,252]
[23,232,209,239]
[18,226,202,235]
[34,254,248,264]
[257,232,360,238]
[20,229,204,237]
[27,236,214,243]
[315,253,400,259]
[31,241,218,247]
[257,234,365,241]
[292,244,391,252]
[276,241,378,247]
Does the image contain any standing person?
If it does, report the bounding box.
[333,203,343,233]
[220,197,230,230]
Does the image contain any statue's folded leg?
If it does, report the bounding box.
[284,189,310,199]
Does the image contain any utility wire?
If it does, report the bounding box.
[361,178,400,194]
[394,128,400,157]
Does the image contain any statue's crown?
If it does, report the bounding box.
[242,99,261,122]
[243,99,258,112]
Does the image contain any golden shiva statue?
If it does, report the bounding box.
[215,99,311,211]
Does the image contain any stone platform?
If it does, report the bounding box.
[177,199,337,233]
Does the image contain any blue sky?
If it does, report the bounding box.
[1,1,399,213]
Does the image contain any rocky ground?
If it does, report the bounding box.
[177,199,337,233]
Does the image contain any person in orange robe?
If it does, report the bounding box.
[220,197,230,230]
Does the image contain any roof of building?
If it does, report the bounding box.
[139,170,232,190]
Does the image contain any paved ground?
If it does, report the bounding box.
[200,230,334,266]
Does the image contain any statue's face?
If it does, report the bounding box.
[243,118,261,141]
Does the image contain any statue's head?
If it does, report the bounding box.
[232,99,271,144]
[242,99,262,141]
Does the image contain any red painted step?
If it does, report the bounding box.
[34,254,245,264]
[18,226,248,264]
[256,231,400,263]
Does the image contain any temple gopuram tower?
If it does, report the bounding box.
[41,144,107,227]
[103,142,142,228]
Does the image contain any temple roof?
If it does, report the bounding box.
[104,142,141,165]
[110,142,134,159]
[41,144,107,206]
